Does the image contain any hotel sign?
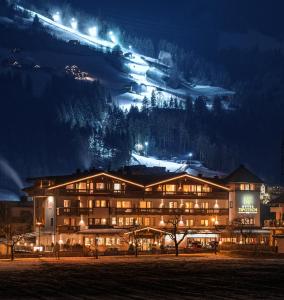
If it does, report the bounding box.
[238,195,258,214]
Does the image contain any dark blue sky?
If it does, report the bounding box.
[52,0,283,56]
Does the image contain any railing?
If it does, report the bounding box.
[55,189,227,198]
[110,208,228,215]
[264,219,284,227]
[57,225,80,233]
[56,207,228,216]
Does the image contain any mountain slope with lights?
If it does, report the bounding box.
[8,3,234,111]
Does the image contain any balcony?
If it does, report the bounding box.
[263,219,284,228]
[53,189,228,199]
[110,208,228,215]
[57,225,80,233]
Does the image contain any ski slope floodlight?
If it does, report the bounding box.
[70,18,78,30]
[129,45,132,50]
[89,26,98,37]
[53,12,61,23]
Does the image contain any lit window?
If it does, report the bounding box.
[118,217,123,226]
[165,185,176,193]
[111,217,117,225]
[79,182,87,191]
[240,184,255,191]
[202,185,211,192]
[64,200,71,207]
[95,200,107,207]
[185,202,194,208]
[200,219,209,226]
[66,184,73,190]
[95,218,100,225]
[114,183,121,191]
[101,218,107,225]
[88,200,93,208]
[117,201,131,208]
[64,218,70,225]
[186,219,194,227]
[169,201,178,208]
[201,202,209,209]
[140,201,152,208]
[96,182,105,190]
[144,217,150,226]
[125,217,134,226]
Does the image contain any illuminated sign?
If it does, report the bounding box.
[238,195,258,214]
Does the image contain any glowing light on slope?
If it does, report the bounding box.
[88,26,97,37]
[52,11,61,23]
[16,5,114,49]
[70,18,77,30]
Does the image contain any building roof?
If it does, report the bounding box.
[224,165,262,184]
[270,193,284,205]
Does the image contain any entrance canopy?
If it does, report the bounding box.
[124,227,169,236]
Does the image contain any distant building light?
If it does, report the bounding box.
[70,18,78,30]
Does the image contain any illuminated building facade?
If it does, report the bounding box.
[24,165,265,251]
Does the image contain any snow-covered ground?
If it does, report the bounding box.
[131,154,225,178]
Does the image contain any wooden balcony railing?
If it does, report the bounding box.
[56,207,228,216]
[53,189,228,199]
[264,219,284,227]
[57,225,80,233]
[110,208,228,215]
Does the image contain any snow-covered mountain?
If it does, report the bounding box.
[2,4,234,111]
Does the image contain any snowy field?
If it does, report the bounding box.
[132,154,225,178]
[0,254,283,299]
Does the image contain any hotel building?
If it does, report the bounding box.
[24,164,265,251]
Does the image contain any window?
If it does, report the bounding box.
[64,200,71,207]
[200,202,209,209]
[101,218,107,225]
[165,184,176,193]
[111,217,117,225]
[185,201,194,209]
[114,183,121,191]
[117,201,131,208]
[202,185,212,192]
[50,218,54,227]
[144,217,150,226]
[96,182,105,190]
[95,218,101,225]
[169,201,178,208]
[125,217,134,226]
[88,200,93,208]
[230,201,233,208]
[186,219,194,227]
[64,218,70,225]
[200,219,209,226]
[240,183,255,191]
[95,200,107,207]
[140,201,152,208]
[241,218,255,225]
[106,238,116,246]
[78,182,87,191]
[118,217,124,226]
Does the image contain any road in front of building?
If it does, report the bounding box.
[0,253,283,299]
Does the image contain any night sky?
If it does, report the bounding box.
[66,0,284,53]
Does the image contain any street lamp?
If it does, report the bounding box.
[36,221,43,249]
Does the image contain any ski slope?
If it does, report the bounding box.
[15,5,234,109]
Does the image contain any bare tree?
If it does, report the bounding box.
[164,215,191,256]
[0,202,31,260]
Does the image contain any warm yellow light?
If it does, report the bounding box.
[145,174,230,191]
[48,172,144,190]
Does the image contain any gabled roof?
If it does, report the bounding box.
[48,172,145,190]
[224,165,262,184]
[145,173,230,191]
